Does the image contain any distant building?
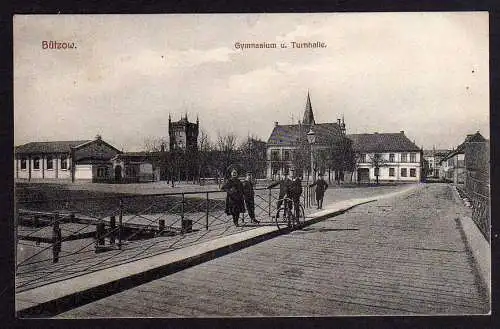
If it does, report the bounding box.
[169,114,199,151]
[348,132,423,183]
[15,135,121,182]
[423,148,450,178]
[266,92,346,180]
[111,152,158,183]
[440,131,488,185]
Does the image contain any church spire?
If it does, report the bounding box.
[302,91,315,125]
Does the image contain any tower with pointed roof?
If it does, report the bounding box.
[168,113,199,151]
[302,92,315,125]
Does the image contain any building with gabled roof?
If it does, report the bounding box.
[266,92,346,180]
[15,135,121,182]
[347,131,423,183]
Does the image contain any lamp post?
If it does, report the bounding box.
[307,127,316,182]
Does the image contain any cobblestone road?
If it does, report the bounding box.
[57,183,489,317]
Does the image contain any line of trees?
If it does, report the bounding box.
[143,130,267,184]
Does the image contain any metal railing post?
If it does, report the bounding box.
[268,188,271,216]
[52,213,61,263]
[110,215,116,245]
[206,192,209,230]
[118,199,123,250]
[181,193,185,234]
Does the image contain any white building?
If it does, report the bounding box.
[348,132,423,183]
[15,135,121,182]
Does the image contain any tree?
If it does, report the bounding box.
[143,136,168,152]
[214,132,239,183]
[368,153,387,185]
[197,128,213,183]
[326,135,356,184]
[239,136,267,178]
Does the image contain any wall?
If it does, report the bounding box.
[74,164,93,180]
[15,155,72,181]
[356,151,421,182]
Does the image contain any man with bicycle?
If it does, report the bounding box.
[267,170,292,219]
[288,168,303,220]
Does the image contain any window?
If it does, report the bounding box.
[46,156,53,170]
[401,168,407,177]
[61,157,68,170]
[389,168,395,177]
[389,153,395,162]
[21,158,27,170]
[401,153,408,163]
[410,168,416,177]
[271,150,280,161]
[283,150,291,161]
[448,159,454,166]
[360,154,366,163]
[97,167,107,178]
[33,157,40,170]
[410,153,416,162]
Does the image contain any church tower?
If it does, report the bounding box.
[168,113,199,151]
[302,91,315,125]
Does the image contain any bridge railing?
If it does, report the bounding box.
[15,184,315,290]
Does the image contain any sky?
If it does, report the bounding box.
[14,12,489,151]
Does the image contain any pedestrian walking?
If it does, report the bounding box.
[310,173,328,209]
[242,171,260,224]
[267,171,292,218]
[222,169,245,226]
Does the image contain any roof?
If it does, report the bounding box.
[347,133,421,153]
[15,140,91,154]
[441,131,487,161]
[267,123,343,146]
[423,149,451,157]
[302,92,315,125]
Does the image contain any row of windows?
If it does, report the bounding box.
[20,157,70,170]
[387,167,416,177]
[360,153,417,163]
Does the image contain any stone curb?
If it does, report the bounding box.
[449,185,491,303]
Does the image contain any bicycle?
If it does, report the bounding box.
[274,197,305,230]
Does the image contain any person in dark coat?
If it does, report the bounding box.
[288,169,303,219]
[242,172,259,224]
[267,171,292,218]
[222,169,245,226]
[310,173,328,209]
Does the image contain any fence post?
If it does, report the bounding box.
[52,214,61,263]
[110,215,116,245]
[118,199,123,250]
[206,192,209,230]
[268,188,272,216]
[158,219,165,235]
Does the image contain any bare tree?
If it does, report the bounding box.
[214,132,239,183]
[143,136,168,152]
[368,153,387,185]
[239,135,267,178]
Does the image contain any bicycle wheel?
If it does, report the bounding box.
[275,206,290,230]
[294,205,306,228]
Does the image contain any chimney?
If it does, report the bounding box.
[337,118,341,125]
[275,121,279,127]
[95,134,102,140]
[400,130,404,134]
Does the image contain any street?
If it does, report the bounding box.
[57,183,488,317]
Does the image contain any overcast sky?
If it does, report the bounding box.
[14,12,489,151]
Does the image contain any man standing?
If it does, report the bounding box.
[222,169,245,226]
[242,171,259,224]
[288,169,303,219]
[267,171,292,218]
[310,173,328,209]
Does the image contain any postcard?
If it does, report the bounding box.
[13,12,490,318]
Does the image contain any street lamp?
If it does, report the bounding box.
[306,127,316,182]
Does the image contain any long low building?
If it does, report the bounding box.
[15,135,121,183]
